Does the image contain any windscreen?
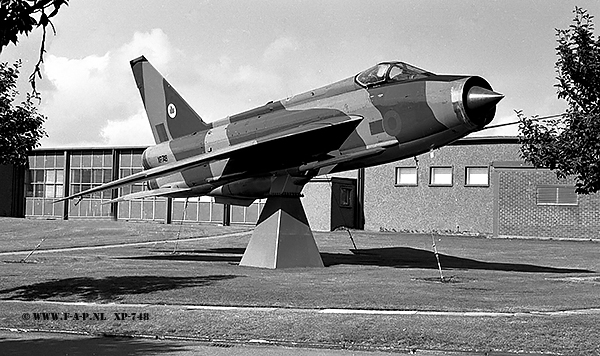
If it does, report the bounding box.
[356,62,433,87]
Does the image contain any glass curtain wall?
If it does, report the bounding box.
[117,149,167,222]
[25,148,262,225]
[68,150,113,218]
[25,152,65,217]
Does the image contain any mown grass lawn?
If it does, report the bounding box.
[0,218,598,355]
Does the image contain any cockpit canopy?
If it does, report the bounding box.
[355,62,434,87]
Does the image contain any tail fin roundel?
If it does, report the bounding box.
[130,56,210,144]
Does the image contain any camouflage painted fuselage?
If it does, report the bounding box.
[53,58,503,269]
[136,60,498,204]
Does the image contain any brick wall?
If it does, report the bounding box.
[364,138,520,234]
[302,180,332,231]
[363,137,600,239]
[496,168,600,239]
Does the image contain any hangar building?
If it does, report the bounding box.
[3,136,598,239]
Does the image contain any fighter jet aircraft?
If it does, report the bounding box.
[58,56,503,268]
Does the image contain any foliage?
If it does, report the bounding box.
[519,7,600,194]
[0,60,46,165]
[0,0,69,91]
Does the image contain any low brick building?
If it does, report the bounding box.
[363,137,600,239]
[21,147,359,231]
[12,137,600,239]
[494,161,600,239]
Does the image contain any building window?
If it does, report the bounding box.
[26,153,65,198]
[465,166,489,187]
[339,186,353,207]
[119,149,144,196]
[430,167,453,186]
[117,149,168,222]
[537,185,578,206]
[70,150,113,200]
[395,167,418,186]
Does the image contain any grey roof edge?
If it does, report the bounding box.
[31,146,150,152]
[491,160,535,169]
[33,137,521,152]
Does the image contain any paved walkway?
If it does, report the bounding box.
[0,330,537,356]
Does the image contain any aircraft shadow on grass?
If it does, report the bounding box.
[126,247,593,274]
[0,275,239,301]
[0,337,188,356]
[325,247,594,273]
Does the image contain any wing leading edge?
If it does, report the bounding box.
[55,115,364,203]
[103,187,192,204]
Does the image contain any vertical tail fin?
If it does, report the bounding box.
[130,56,210,144]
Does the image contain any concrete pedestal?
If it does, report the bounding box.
[239,195,324,268]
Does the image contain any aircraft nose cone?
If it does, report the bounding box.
[466,86,504,111]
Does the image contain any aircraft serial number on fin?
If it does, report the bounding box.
[158,155,168,163]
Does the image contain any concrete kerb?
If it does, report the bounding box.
[0,230,252,256]
[2,300,599,318]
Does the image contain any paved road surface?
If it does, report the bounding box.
[0,330,519,356]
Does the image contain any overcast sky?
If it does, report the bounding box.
[3,0,600,148]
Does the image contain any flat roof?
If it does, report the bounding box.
[33,137,520,152]
[32,146,149,152]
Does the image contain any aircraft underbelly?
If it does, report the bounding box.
[331,127,471,173]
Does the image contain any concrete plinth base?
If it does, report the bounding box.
[239,195,324,269]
